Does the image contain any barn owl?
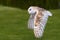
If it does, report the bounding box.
[28,6,52,38]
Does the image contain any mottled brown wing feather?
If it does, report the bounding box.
[34,11,43,26]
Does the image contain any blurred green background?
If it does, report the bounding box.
[0,0,60,40]
[0,0,60,9]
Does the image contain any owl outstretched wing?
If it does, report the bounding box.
[34,10,52,38]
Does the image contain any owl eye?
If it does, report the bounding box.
[29,9,31,11]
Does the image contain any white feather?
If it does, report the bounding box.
[34,11,52,38]
[28,14,35,29]
[28,16,34,29]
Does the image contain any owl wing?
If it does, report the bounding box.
[34,11,52,38]
[28,15,34,29]
[39,11,52,29]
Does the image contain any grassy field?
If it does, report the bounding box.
[0,6,60,40]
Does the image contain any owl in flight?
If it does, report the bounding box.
[28,6,52,38]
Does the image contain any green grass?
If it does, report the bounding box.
[0,6,60,40]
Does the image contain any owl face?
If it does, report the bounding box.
[28,6,37,14]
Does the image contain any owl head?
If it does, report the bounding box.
[28,6,52,16]
[28,6,39,15]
